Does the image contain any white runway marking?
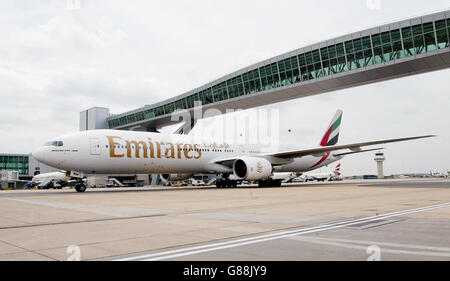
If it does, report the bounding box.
[287,236,450,258]
[114,202,450,261]
[289,236,450,252]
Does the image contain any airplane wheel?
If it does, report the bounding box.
[47,182,54,189]
[75,184,86,193]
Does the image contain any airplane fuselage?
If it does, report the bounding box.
[33,130,341,175]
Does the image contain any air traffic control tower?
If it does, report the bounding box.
[81,10,450,132]
[374,152,386,179]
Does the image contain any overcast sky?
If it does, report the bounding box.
[0,0,449,176]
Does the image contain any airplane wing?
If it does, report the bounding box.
[264,135,434,159]
[333,147,384,157]
[211,135,434,171]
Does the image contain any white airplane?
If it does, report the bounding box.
[302,163,342,182]
[28,171,71,189]
[32,110,434,192]
[268,172,300,185]
[271,172,299,181]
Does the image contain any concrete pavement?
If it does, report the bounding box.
[0,178,448,261]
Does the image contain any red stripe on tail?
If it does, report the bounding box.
[320,127,333,147]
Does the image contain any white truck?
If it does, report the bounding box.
[188,179,205,186]
[87,176,107,188]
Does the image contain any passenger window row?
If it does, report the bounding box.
[105,144,234,153]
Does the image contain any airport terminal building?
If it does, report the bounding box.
[80,10,450,132]
[0,154,57,179]
[0,153,58,189]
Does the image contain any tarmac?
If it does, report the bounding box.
[0,178,449,261]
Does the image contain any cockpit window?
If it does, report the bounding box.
[44,141,64,147]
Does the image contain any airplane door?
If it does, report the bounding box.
[90,139,102,155]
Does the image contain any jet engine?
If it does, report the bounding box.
[161,173,193,182]
[233,157,272,181]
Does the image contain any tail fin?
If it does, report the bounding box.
[319,109,343,147]
[334,164,341,176]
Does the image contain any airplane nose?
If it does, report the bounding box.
[32,147,46,162]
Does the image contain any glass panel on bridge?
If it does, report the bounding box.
[108,18,448,128]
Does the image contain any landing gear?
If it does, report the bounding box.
[47,181,55,189]
[215,174,239,188]
[258,179,282,188]
[75,183,86,193]
[216,180,238,188]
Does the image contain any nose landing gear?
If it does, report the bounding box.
[75,183,86,192]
